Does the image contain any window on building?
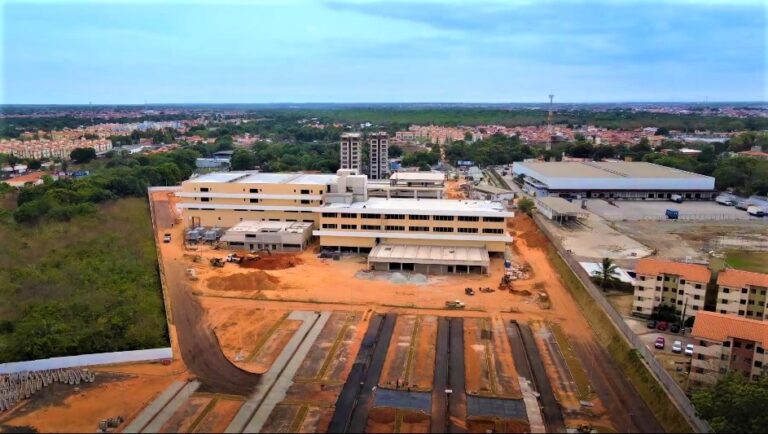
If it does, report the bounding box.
[385,225,405,231]
[385,214,406,220]
[742,288,749,294]
[757,347,764,354]
[341,224,357,230]
[747,311,754,316]
[200,187,209,192]
[746,343,755,350]
[433,215,454,221]
[458,216,479,222]
[693,305,699,310]
[250,188,259,193]
[749,300,756,305]
[724,341,731,347]
[408,226,429,232]
[723,288,730,293]
[741,300,747,305]
[694,295,701,300]
[201,197,210,202]
[300,189,310,194]
[734,341,742,348]
[482,217,504,222]
[250,198,259,203]
[482,228,504,234]
[362,225,381,230]
[322,224,337,229]
[678,290,684,295]
[362,213,381,219]
[458,228,479,233]
[721,299,728,304]
[739,310,746,315]
[695,284,702,289]
[408,214,429,220]
[301,200,311,204]
[341,213,358,219]
[680,279,686,285]
[433,227,454,233]
[657,276,663,281]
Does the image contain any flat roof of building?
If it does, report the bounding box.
[189,171,337,185]
[390,171,446,182]
[319,197,511,215]
[224,220,313,234]
[369,244,489,267]
[516,161,711,180]
[474,184,514,195]
[341,132,362,138]
[692,311,768,347]
[536,197,586,215]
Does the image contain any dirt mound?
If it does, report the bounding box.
[511,214,549,248]
[207,271,279,291]
[240,254,303,270]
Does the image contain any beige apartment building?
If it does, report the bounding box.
[690,311,768,387]
[340,132,362,171]
[368,132,389,180]
[715,269,768,320]
[632,258,711,321]
[177,169,512,274]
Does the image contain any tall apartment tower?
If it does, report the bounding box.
[368,132,389,180]
[340,132,362,172]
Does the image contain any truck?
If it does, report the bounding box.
[445,300,466,309]
[665,209,679,219]
[669,194,684,204]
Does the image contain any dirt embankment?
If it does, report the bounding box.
[207,271,279,291]
[240,254,303,270]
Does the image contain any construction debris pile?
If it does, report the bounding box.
[0,368,96,412]
[504,261,530,281]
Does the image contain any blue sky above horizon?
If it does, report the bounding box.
[1,0,766,104]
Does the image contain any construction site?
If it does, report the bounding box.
[0,182,669,434]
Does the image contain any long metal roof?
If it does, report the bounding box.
[368,244,489,266]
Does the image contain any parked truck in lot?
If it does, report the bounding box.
[665,209,679,219]
[669,194,684,204]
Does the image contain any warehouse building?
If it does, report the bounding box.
[512,161,716,200]
[220,221,313,252]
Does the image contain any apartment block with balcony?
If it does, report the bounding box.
[690,311,768,387]
[715,269,768,320]
[631,258,711,321]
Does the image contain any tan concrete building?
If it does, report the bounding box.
[177,169,513,274]
[340,132,362,172]
[368,132,389,180]
[715,269,768,320]
[367,171,445,199]
[632,258,711,320]
[690,311,768,387]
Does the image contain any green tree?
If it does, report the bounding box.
[70,147,96,164]
[517,197,535,216]
[692,374,768,433]
[230,149,257,170]
[389,144,403,158]
[592,257,620,290]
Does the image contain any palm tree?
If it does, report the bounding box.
[593,257,620,290]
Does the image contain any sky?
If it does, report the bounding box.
[1,0,766,104]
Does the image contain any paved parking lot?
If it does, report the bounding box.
[586,199,755,222]
[625,317,695,357]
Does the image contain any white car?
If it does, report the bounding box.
[684,344,694,356]
[672,340,683,353]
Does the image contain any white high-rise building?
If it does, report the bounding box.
[368,132,389,180]
[340,132,362,171]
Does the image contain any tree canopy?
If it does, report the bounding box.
[692,374,768,433]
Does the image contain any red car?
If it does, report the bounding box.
[657,321,669,331]
[654,336,666,349]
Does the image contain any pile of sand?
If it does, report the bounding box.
[207,270,279,291]
[240,254,303,270]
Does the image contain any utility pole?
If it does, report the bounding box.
[546,94,555,151]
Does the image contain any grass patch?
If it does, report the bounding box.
[724,250,768,274]
[547,322,592,400]
[545,245,692,433]
[0,197,169,362]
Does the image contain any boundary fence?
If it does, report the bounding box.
[0,348,173,374]
[533,213,711,433]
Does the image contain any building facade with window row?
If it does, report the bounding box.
[715,269,768,320]
[631,258,711,321]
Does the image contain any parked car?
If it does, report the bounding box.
[654,337,666,349]
[646,320,658,329]
[657,321,669,331]
[163,233,171,243]
[685,344,694,356]
[670,323,681,333]
[672,340,683,353]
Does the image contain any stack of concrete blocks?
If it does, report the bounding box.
[0,368,96,411]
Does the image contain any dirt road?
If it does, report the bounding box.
[152,193,261,396]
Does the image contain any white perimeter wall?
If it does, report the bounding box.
[0,348,173,374]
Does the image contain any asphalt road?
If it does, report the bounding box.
[152,195,261,396]
[448,318,467,434]
[514,321,566,432]
[430,317,450,433]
